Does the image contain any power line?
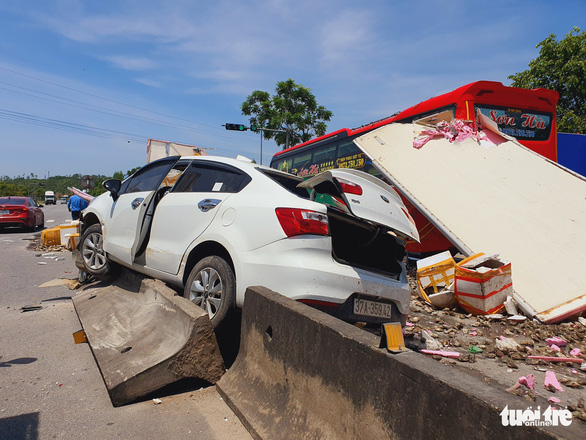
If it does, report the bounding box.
[0,66,259,144]
[0,108,147,143]
[0,107,258,157]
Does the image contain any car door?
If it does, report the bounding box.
[145,160,252,274]
[298,168,420,242]
[103,157,180,265]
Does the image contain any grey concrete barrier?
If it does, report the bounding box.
[217,286,583,440]
[73,270,225,407]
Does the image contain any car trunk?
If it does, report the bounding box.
[327,207,405,279]
[293,168,419,279]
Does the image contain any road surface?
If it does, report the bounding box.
[0,203,251,440]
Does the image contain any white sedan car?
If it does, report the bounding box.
[77,155,419,327]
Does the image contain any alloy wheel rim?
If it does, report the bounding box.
[82,232,107,270]
[189,267,223,318]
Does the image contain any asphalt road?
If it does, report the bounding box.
[0,203,251,440]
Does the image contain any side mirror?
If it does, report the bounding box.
[103,179,122,201]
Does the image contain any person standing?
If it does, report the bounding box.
[67,193,89,220]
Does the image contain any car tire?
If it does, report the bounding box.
[80,224,111,278]
[184,256,235,328]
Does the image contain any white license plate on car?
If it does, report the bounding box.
[353,298,392,319]
[0,210,8,215]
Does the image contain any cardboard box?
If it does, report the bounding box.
[455,254,512,315]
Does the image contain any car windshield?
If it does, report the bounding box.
[0,197,26,205]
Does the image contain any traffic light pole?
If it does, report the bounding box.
[224,123,289,165]
[254,127,289,164]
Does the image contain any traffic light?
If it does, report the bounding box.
[225,123,247,131]
[250,124,258,132]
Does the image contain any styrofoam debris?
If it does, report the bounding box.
[545,336,567,347]
[544,371,564,392]
[518,374,535,390]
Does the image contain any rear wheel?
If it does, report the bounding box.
[80,224,111,278]
[184,256,235,328]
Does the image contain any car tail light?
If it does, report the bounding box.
[276,208,329,237]
[335,178,363,195]
[401,207,417,227]
[298,299,339,309]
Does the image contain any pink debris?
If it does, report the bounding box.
[550,344,561,352]
[405,322,415,327]
[518,374,535,390]
[413,120,487,149]
[420,349,460,359]
[469,331,478,336]
[570,348,582,357]
[571,369,578,374]
[546,337,567,347]
[499,335,507,341]
[527,356,583,363]
[544,371,564,392]
[548,397,561,404]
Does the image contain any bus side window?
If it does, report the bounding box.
[275,158,293,174]
[338,140,360,158]
[292,152,312,176]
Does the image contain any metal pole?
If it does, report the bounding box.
[260,133,263,165]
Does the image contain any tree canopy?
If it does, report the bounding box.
[509,27,586,134]
[241,79,333,149]
[0,166,141,201]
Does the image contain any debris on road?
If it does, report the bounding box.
[545,371,564,392]
[405,266,586,419]
[420,349,460,358]
[518,374,535,390]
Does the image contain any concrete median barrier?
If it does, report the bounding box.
[217,286,583,440]
[72,271,225,407]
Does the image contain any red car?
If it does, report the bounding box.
[0,197,45,231]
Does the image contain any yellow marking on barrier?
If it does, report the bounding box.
[380,323,406,353]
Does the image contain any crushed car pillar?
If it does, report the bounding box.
[72,270,225,407]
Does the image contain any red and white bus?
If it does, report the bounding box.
[270,81,559,255]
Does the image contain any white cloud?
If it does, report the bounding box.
[102,55,157,71]
[134,77,162,88]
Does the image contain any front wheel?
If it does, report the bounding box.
[80,224,111,278]
[184,256,235,328]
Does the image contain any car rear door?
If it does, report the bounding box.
[103,157,180,265]
[145,160,252,274]
[298,168,420,241]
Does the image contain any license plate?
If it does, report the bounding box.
[353,298,392,319]
[0,210,8,215]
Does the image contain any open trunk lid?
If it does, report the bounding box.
[298,169,419,242]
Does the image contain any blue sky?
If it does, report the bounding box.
[0,0,584,178]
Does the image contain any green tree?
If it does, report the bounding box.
[509,27,586,134]
[241,79,333,149]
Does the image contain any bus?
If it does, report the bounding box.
[270,81,560,255]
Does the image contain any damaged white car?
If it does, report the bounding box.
[77,156,419,327]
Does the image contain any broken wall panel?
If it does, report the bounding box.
[354,123,586,322]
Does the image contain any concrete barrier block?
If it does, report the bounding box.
[217,286,583,440]
[73,271,225,406]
